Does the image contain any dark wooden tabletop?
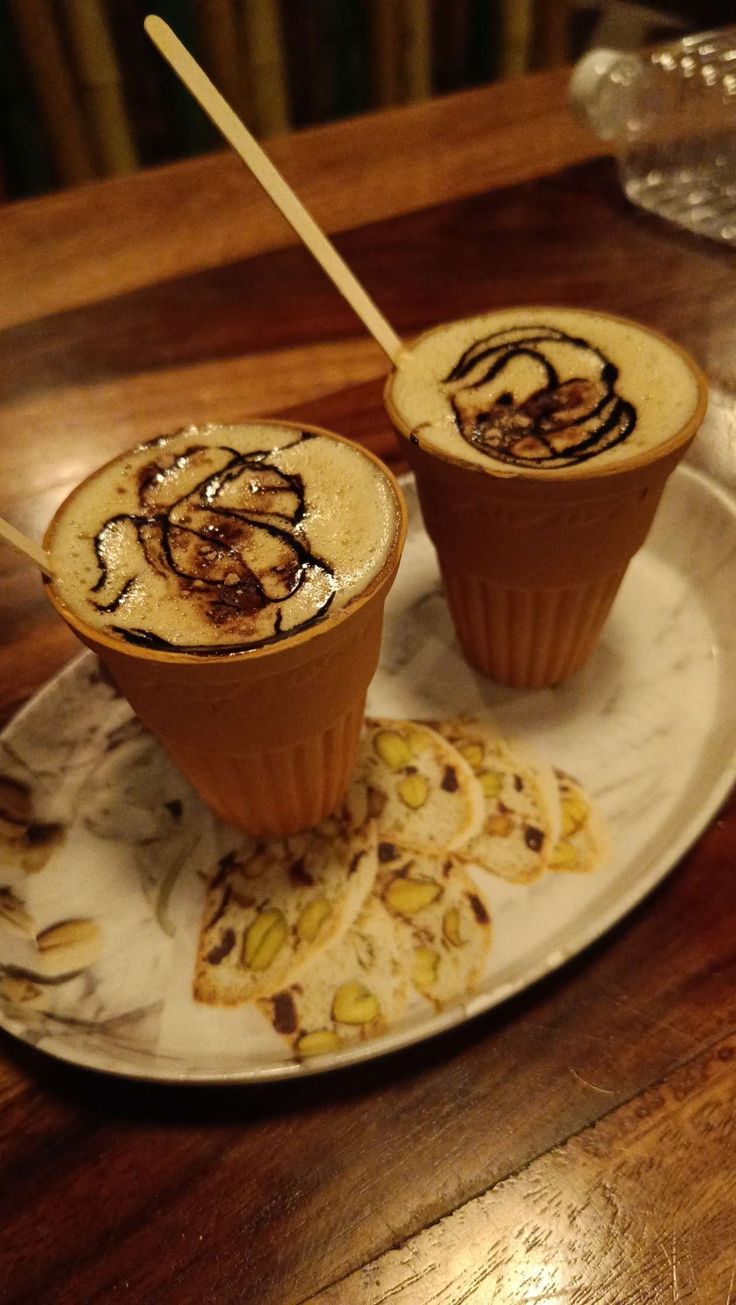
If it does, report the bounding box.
[2,67,736,1304]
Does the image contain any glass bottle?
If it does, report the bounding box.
[570,29,736,243]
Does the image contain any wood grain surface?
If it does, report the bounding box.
[2,67,598,329]
[311,1034,736,1303]
[1,68,735,1305]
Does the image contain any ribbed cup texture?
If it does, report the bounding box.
[442,566,628,689]
[170,702,365,836]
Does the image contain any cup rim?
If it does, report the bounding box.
[44,419,408,667]
[385,305,709,483]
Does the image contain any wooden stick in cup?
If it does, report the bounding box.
[144,14,405,367]
[0,517,55,577]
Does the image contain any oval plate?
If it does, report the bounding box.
[0,465,734,1083]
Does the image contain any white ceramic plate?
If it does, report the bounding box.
[0,465,735,1083]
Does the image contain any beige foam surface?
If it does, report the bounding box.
[388,307,701,474]
[48,423,400,652]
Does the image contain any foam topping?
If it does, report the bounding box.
[49,424,400,654]
[388,308,702,473]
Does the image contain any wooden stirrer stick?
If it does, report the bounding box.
[0,518,54,577]
[144,14,405,366]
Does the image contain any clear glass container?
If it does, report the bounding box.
[570,28,736,243]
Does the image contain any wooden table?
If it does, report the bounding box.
[2,67,736,1304]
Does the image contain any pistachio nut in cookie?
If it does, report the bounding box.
[376,841,492,1010]
[261,895,411,1058]
[193,809,377,1006]
[548,770,609,874]
[435,719,560,884]
[350,719,483,854]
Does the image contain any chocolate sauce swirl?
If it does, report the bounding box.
[444,325,637,468]
[88,433,335,654]
[50,424,399,656]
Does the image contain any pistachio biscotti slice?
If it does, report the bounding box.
[547,770,609,874]
[435,719,560,884]
[193,809,377,1006]
[350,719,484,855]
[261,894,412,1059]
[375,841,492,1010]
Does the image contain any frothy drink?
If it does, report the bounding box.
[46,422,407,835]
[385,307,707,688]
[388,307,701,475]
[48,423,400,655]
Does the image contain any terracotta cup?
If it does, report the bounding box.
[45,423,407,836]
[385,316,708,689]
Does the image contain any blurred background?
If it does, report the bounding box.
[0,0,731,201]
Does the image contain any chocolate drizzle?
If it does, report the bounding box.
[87,432,338,654]
[92,574,136,613]
[111,592,336,655]
[443,325,637,468]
